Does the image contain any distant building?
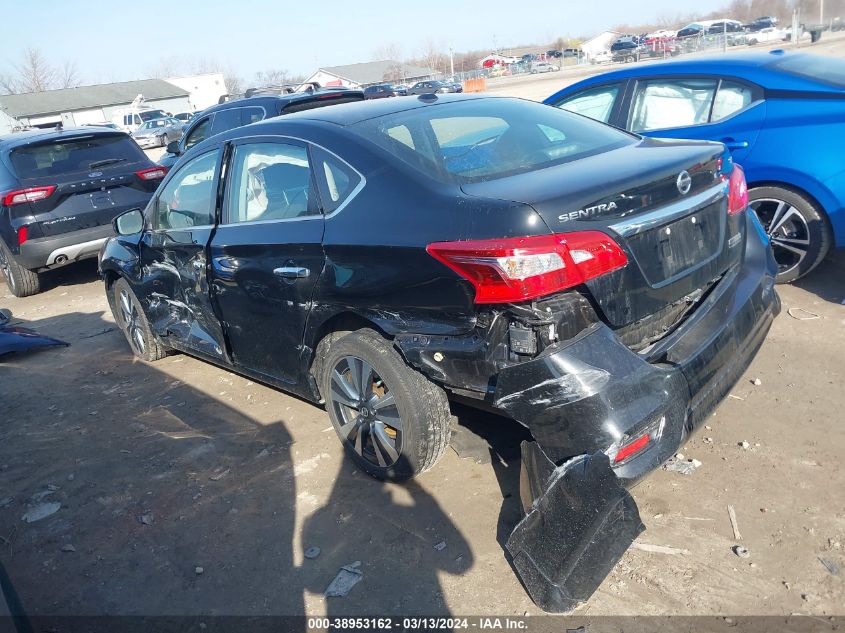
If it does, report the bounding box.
[304,60,436,88]
[581,30,623,60]
[0,73,226,134]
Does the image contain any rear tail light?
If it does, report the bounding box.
[17,225,29,245]
[607,415,666,466]
[427,230,628,304]
[612,433,650,464]
[727,164,748,216]
[2,185,56,207]
[136,166,168,181]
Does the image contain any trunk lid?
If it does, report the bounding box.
[462,138,746,329]
[9,132,159,238]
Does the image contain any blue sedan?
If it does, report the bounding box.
[545,50,845,282]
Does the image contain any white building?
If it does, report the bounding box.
[165,73,226,111]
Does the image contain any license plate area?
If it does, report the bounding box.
[626,201,724,287]
[89,190,115,209]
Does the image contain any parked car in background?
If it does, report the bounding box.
[363,84,407,99]
[563,48,583,58]
[131,117,184,149]
[707,19,745,34]
[101,94,777,495]
[440,79,464,92]
[111,108,169,134]
[406,80,460,95]
[747,27,788,44]
[546,49,563,58]
[676,22,709,38]
[590,50,613,64]
[610,38,642,62]
[0,127,166,296]
[531,61,560,73]
[746,16,778,31]
[546,50,845,282]
[158,87,365,169]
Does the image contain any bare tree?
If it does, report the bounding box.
[253,68,294,87]
[15,48,57,93]
[372,42,404,62]
[223,72,243,96]
[59,60,82,89]
[0,72,18,95]
[419,38,447,74]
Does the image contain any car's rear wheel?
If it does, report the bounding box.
[110,277,167,361]
[321,329,451,481]
[0,240,41,297]
[748,185,831,283]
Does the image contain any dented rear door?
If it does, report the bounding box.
[138,148,229,361]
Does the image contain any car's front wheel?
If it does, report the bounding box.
[0,240,41,297]
[109,277,167,361]
[321,329,451,481]
[748,185,832,283]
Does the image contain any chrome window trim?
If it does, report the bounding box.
[216,134,366,228]
[609,180,727,237]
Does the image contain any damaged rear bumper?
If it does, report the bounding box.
[494,211,780,482]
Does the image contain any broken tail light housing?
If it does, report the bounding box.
[727,164,748,216]
[2,185,56,207]
[427,231,628,304]
[17,225,29,245]
[136,166,168,181]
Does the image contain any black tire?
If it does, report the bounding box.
[321,329,451,481]
[109,277,167,361]
[748,185,832,283]
[0,240,41,297]
[158,134,167,148]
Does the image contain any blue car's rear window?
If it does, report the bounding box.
[770,54,845,88]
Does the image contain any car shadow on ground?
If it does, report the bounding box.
[0,309,470,618]
[792,254,845,305]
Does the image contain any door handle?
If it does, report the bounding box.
[722,138,749,150]
[273,267,310,279]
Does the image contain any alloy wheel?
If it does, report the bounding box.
[119,288,146,355]
[328,355,402,468]
[749,198,811,276]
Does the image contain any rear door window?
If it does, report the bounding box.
[241,106,265,125]
[555,84,621,123]
[10,134,147,179]
[711,81,754,121]
[629,79,718,132]
[226,143,318,223]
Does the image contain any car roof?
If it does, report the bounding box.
[198,88,363,117]
[276,92,490,126]
[545,50,845,99]
[0,126,126,151]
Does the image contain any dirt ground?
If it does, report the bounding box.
[2,36,845,619]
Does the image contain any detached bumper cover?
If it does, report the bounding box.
[506,444,644,613]
[494,211,780,481]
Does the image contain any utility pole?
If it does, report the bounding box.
[820,0,824,25]
[449,47,454,78]
[723,21,728,52]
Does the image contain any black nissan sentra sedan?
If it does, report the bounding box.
[99,94,779,485]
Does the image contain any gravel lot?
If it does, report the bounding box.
[2,36,844,619]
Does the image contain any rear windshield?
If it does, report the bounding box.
[770,54,845,88]
[352,98,634,183]
[10,134,146,179]
[139,110,167,122]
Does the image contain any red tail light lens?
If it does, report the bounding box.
[136,166,168,181]
[427,231,628,304]
[2,185,56,207]
[612,433,650,464]
[727,164,748,216]
[17,225,29,245]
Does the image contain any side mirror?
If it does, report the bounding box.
[114,208,144,236]
[166,140,181,155]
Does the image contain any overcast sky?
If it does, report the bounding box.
[3,0,727,83]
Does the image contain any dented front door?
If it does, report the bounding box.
[139,148,229,361]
